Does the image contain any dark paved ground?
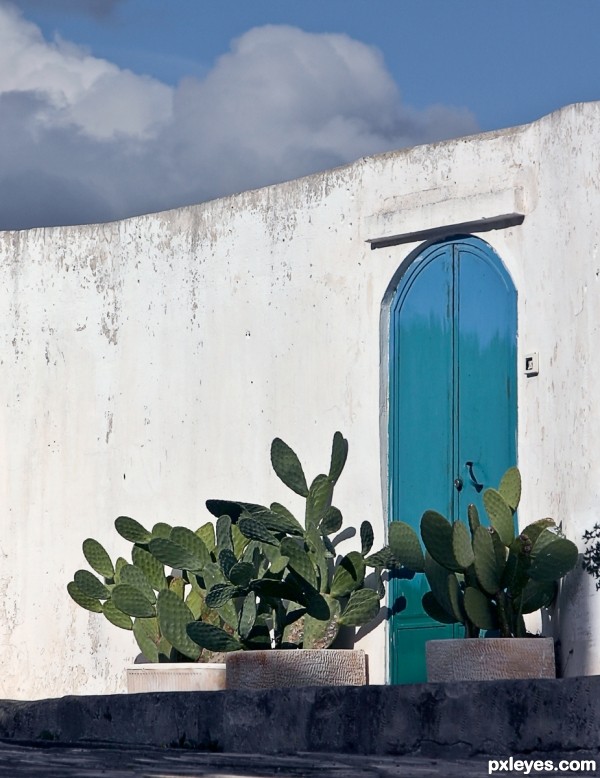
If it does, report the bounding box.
[0,743,597,778]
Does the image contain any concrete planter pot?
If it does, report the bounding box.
[426,637,556,682]
[225,649,367,690]
[126,662,226,693]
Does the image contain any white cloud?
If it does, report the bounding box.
[0,5,479,230]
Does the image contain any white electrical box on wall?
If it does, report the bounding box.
[525,352,539,377]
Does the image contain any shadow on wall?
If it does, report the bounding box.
[551,550,594,677]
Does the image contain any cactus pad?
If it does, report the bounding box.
[483,488,514,547]
[111,584,156,618]
[452,520,474,570]
[132,617,161,662]
[147,537,203,572]
[67,581,102,613]
[280,538,318,588]
[82,538,114,579]
[270,437,309,497]
[338,588,380,626]
[205,583,242,608]
[464,586,498,630]
[421,511,461,571]
[73,569,110,600]
[102,600,133,630]
[156,589,201,660]
[303,594,341,648]
[269,502,305,536]
[196,521,216,552]
[238,591,257,640]
[151,522,172,538]
[467,504,480,537]
[328,431,348,484]
[132,545,167,591]
[360,521,374,556]
[119,564,156,604]
[115,516,151,544]
[519,579,558,613]
[171,526,210,570]
[305,474,334,528]
[365,546,399,568]
[320,506,343,535]
[228,561,255,587]
[187,621,244,652]
[330,552,365,598]
[422,591,456,624]
[389,521,425,572]
[529,537,578,581]
[237,515,279,546]
[473,526,502,594]
[498,466,521,511]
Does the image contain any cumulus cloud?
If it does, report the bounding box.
[0,4,478,231]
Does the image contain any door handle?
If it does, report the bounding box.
[465,461,484,493]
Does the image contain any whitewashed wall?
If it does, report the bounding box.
[1,102,599,698]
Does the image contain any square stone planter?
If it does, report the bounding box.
[225,649,367,690]
[426,637,556,682]
[126,662,226,693]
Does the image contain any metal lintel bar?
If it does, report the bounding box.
[366,212,525,250]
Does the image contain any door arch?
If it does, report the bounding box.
[387,236,517,684]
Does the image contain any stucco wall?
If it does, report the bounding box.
[1,102,599,698]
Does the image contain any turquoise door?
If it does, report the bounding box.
[388,236,517,684]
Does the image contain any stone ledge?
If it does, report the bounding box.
[0,676,598,756]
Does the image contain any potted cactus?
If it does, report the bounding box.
[200,432,399,689]
[67,516,240,692]
[389,466,579,682]
[68,432,398,691]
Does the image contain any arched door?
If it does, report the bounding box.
[388,236,517,684]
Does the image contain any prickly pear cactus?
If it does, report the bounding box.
[69,431,403,661]
[416,466,578,638]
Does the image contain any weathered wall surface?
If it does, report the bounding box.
[0,102,599,698]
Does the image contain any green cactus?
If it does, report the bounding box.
[197,431,399,648]
[132,617,163,662]
[237,514,279,546]
[330,552,365,598]
[463,586,498,631]
[73,569,110,600]
[498,467,521,511]
[69,431,409,661]
[270,437,309,497]
[186,621,244,653]
[473,526,503,594]
[452,521,474,570]
[111,584,155,618]
[338,589,380,626]
[483,489,515,547]
[152,522,172,538]
[303,595,341,648]
[119,564,156,604]
[103,600,133,630]
[360,521,374,556]
[421,511,462,571]
[156,589,201,660]
[67,581,103,613]
[132,545,167,591]
[417,466,578,639]
[115,516,152,544]
[82,539,114,579]
[320,506,343,535]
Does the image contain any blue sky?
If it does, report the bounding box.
[2,0,599,230]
